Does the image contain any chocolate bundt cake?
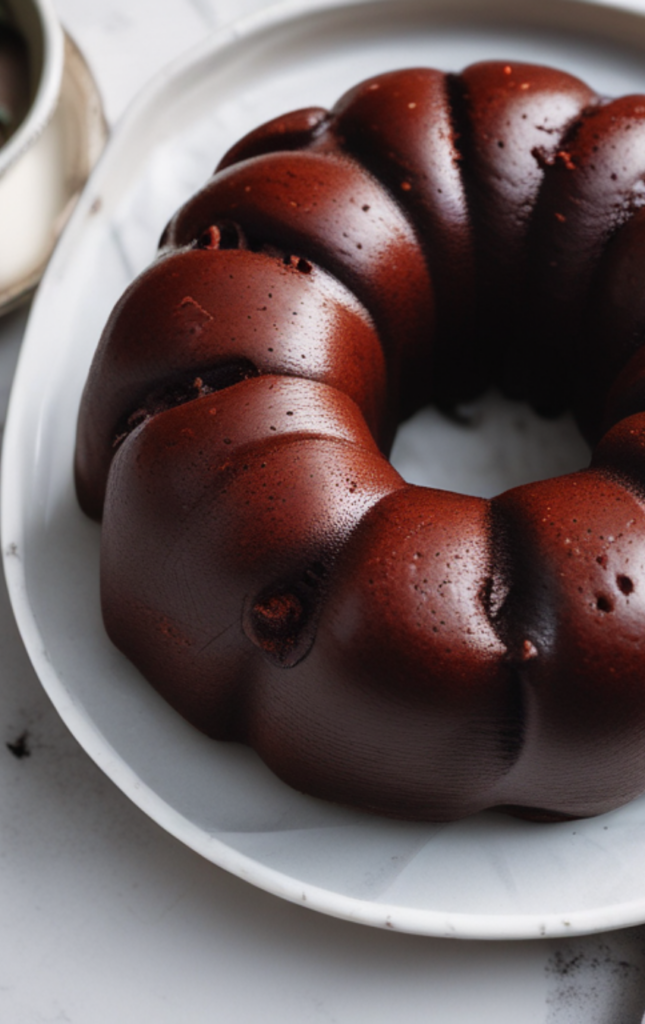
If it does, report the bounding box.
[76,61,645,822]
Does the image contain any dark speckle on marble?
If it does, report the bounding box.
[6,730,30,759]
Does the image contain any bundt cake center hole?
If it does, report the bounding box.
[390,390,591,499]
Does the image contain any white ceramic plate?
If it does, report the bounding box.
[6,0,645,940]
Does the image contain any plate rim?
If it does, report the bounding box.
[5,0,645,940]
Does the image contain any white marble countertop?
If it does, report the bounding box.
[2,0,645,1020]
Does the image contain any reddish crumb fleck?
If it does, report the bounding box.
[158,616,190,647]
[556,150,576,170]
[555,212,566,222]
[401,181,412,191]
[255,593,301,624]
[199,225,221,249]
[520,639,538,661]
[287,255,312,273]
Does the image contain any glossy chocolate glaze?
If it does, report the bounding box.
[76,61,645,821]
[75,247,389,519]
